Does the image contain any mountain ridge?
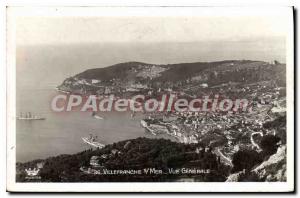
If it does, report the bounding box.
[58,60,285,96]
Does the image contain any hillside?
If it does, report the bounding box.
[226,145,286,182]
[75,60,284,83]
[16,138,229,182]
[50,60,288,183]
[57,60,286,95]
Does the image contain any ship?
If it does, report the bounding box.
[82,134,105,149]
[17,112,45,120]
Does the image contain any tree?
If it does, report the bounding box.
[232,149,262,173]
[260,135,281,157]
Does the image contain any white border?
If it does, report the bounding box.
[6,6,294,192]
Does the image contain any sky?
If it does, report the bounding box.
[13,7,291,46]
[12,7,290,87]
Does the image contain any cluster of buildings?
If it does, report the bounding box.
[141,79,286,163]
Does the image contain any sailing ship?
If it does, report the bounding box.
[17,112,45,120]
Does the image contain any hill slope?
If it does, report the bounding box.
[16,138,229,182]
[58,60,285,95]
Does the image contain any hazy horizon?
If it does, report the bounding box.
[15,11,287,89]
[16,38,285,88]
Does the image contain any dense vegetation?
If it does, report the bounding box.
[231,134,282,174]
[16,138,229,182]
[75,60,285,88]
[16,114,285,182]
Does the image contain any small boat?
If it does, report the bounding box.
[92,112,104,120]
[82,134,105,149]
[94,115,104,120]
[17,112,45,120]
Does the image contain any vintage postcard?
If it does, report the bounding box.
[6,7,294,192]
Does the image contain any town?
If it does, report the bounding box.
[56,60,286,172]
[17,60,287,182]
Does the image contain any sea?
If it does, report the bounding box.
[16,41,285,162]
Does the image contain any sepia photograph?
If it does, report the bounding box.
[6,6,294,192]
